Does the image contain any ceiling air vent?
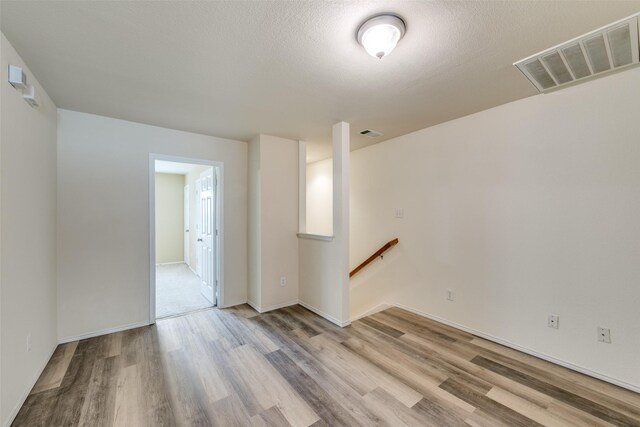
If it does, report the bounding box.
[359,129,383,138]
[515,14,640,92]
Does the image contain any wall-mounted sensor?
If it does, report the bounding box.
[23,85,38,107]
[8,65,27,89]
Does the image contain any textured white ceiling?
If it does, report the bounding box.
[2,1,639,161]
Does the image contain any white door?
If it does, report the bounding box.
[199,168,216,304]
[183,185,190,266]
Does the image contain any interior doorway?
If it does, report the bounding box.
[150,156,222,320]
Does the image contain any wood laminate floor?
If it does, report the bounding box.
[13,305,640,426]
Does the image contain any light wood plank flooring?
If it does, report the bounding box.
[13,305,640,426]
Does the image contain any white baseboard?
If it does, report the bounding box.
[298,300,351,327]
[155,261,185,266]
[351,303,392,321]
[392,302,640,394]
[246,299,260,312]
[247,299,299,314]
[58,320,150,344]
[219,299,247,309]
[3,343,57,427]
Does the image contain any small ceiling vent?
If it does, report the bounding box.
[359,129,383,138]
[515,14,640,92]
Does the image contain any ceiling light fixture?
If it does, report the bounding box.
[357,14,406,59]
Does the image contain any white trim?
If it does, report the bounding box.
[350,303,392,321]
[3,344,57,427]
[296,233,334,241]
[219,299,247,309]
[183,183,190,266]
[57,320,150,345]
[247,299,299,314]
[155,261,185,266]
[392,303,640,394]
[298,300,351,327]
[188,264,198,276]
[246,299,261,312]
[149,155,156,322]
[149,154,225,324]
[265,300,299,312]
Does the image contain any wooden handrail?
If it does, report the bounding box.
[350,238,399,278]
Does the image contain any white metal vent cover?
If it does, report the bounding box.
[515,14,640,92]
[359,129,383,138]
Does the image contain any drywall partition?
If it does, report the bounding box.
[155,173,185,264]
[298,122,350,326]
[57,110,247,341]
[247,135,299,312]
[247,136,261,309]
[350,67,640,391]
[306,158,333,236]
[1,34,58,427]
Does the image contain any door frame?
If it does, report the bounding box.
[183,184,190,266]
[149,153,224,323]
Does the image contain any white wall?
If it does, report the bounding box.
[155,173,185,264]
[57,110,247,340]
[350,67,640,391]
[247,136,261,307]
[306,159,333,236]
[247,135,299,312]
[299,123,350,326]
[0,33,58,427]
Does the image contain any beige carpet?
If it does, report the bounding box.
[156,263,212,318]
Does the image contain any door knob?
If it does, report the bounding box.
[197,238,203,242]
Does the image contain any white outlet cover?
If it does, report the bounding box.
[547,314,559,329]
[597,327,611,343]
[447,289,454,301]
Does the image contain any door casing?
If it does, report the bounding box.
[184,184,190,266]
[149,154,224,323]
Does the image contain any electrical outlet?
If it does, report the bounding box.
[394,208,404,219]
[27,334,31,352]
[280,276,287,287]
[447,289,454,301]
[597,327,611,344]
[547,314,559,329]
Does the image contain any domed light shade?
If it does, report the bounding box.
[357,14,406,59]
